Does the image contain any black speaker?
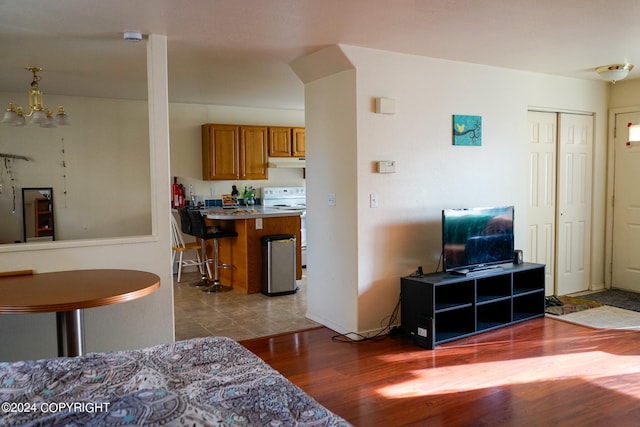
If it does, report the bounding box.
[513,249,523,265]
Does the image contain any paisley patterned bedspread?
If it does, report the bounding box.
[0,336,350,426]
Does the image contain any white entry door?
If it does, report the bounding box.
[612,111,640,292]
[526,111,557,295]
[555,113,593,295]
[526,111,593,296]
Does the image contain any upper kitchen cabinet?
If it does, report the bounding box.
[202,124,240,180]
[239,126,269,180]
[292,127,305,157]
[268,127,292,157]
[268,127,305,158]
[202,124,268,180]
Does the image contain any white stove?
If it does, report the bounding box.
[262,187,306,266]
[262,187,306,210]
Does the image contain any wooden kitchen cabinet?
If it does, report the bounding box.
[202,124,239,180]
[240,126,269,180]
[268,127,306,158]
[268,127,292,157]
[292,127,305,157]
[202,124,268,180]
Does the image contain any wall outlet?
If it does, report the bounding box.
[256,218,263,230]
[328,193,336,207]
[210,186,217,196]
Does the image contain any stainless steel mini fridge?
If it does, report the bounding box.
[261,234,297,296]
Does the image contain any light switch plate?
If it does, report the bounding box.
[328,193,336,207]
[370,193,378,208]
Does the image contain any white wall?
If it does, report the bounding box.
[296,45,608,337]
[304,69,359,333]
[169,103,305,201]
[609,78,640,108]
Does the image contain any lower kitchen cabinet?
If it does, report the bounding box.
[204,215,302,294]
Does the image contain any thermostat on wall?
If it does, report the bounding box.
[375,97,396,114]
[377,160,396,173]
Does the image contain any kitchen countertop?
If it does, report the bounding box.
[203,206,303,220]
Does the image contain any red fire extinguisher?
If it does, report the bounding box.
[172,177,180,208]
[178,184,185,208]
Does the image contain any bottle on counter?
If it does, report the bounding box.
[189,184,195,207]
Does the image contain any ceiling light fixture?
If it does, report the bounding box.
[2,67,70,127]
[595,64,634,84]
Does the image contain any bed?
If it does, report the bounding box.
[0,336,350,426]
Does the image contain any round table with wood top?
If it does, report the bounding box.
[0,269,160,357]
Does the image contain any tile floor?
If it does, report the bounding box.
[173,269,320,341]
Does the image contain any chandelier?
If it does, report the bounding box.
[1,67,70,127]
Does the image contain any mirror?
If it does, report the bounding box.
[0,105,151,245]
[0,39,151,247]
[22,188,54,242]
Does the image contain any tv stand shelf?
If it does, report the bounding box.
[401,262,545,349]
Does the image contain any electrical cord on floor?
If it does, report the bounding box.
[331,296,401,343]
[330,254,444,344]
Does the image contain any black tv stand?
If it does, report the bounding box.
[401,262,545,349]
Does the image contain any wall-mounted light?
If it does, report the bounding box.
[595,64,634,84]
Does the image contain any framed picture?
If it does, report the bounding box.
[453,115,482,146]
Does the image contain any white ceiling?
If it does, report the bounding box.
[1,0,639,110]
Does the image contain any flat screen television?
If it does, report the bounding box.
[442,206,514,273]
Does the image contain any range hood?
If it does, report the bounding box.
[267,157,306,168]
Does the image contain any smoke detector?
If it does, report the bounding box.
[123,31,143,42]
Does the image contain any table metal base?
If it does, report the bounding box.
[56,309,84,357]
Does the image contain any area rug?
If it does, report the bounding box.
[549,305,640,330]
[578,289,640,313]
[544,295,604,316]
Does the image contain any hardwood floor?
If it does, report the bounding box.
[240,318,640,426]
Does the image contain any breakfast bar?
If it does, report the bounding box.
[203,207,302,294]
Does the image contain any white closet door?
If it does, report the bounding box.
[555,113,593,295]
[526,111,593,296]
[526,111,557,295]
